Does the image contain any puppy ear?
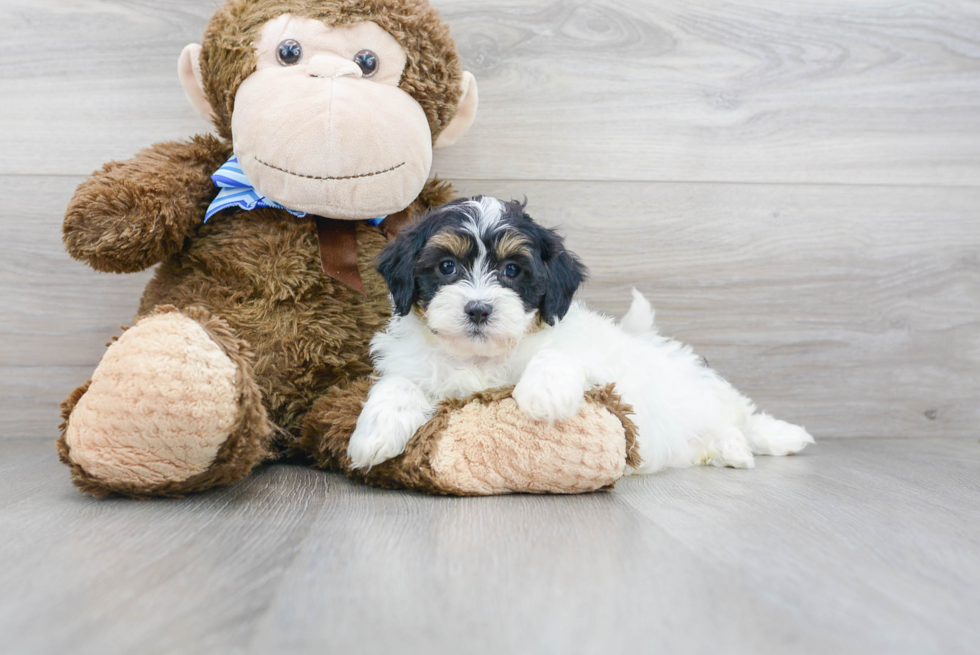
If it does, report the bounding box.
[538,227,587,325]
[376,222,430,315]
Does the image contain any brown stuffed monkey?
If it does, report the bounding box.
[57,0,636,498]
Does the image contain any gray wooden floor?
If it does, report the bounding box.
[1,438,978,655]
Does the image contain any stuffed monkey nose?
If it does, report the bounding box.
[307,55,363,79]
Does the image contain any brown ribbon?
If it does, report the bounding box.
[314,210,412,295]
[379,209,411,241]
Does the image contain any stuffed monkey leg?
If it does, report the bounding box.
[57,305,273,498]
[300,382,640,495]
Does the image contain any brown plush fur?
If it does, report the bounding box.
[137,175,455,440]
[200,0,463,142]
[63,135,232,274]
[62,141,453,498]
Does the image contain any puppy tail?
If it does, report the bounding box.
[620,288,657,335]
[743,412,815,456]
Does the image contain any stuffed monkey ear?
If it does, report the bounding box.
[178,44,214,122]
[434,71,478,150]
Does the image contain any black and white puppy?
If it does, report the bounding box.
[347,196,813,471]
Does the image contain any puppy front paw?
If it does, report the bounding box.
[513,369,586,423]
[347,421,410,470]
[347,380,434,470]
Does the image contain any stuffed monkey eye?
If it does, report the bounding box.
[276,39,303,66]
[353,49,379,77]
[438,260,456,276]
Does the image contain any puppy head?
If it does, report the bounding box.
[377,196,587,357]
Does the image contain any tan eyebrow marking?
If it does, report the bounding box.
[429,230,473,259]
[494,231,531,260]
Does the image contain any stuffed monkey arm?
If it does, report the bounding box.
[63,134,230,273]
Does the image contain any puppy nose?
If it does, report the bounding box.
[465,301,493,325]
[307,55,362,79]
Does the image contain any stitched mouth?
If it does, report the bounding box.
[254,157,405,181]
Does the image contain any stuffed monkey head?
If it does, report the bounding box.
[178,0,478,220]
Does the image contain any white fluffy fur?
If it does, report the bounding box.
[424,271,534,358]
[348,290,813,471]
[348,199,814,471]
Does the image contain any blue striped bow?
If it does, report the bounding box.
[205,156,385,226]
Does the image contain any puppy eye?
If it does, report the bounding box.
[503,263,520,278]
[438,260,457,276]
[276,39,303,66]
[353,49,379,77]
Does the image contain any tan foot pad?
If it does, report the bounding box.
[429,389,631,494]
[64,310,240,488]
